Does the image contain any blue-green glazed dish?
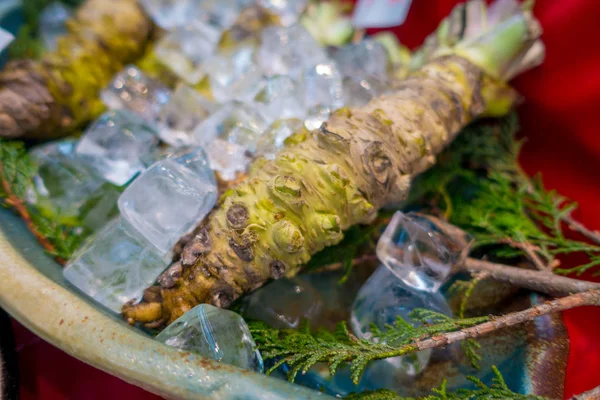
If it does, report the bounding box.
[0,2,568,399]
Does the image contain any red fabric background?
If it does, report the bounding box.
[12,1,600,398]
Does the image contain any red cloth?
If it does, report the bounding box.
[13,1,600,398]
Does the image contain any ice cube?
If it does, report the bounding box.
[242,277,324,329]
[302,62,344,110]
[0,28,14,53]
[166,146,217,187]
[157,84,217,147]
[28,139,120,231]
[342,76,385,108]
[376,211,468,292]
[304,105,331,131]
[258,0,308,26]
[156,304,263,371]
[118,158,217,257]
[64,218,167,313]
[205,45,263,103]
[39,2,72,51]
[258,24,329,78]
[253,75,305,123]
[139,0,194,30]
[332,40,389,80]
[101,66,171,122]
[256,118,303,158]
[76,110,160,186]
[351,264,453,377]
[188,0,246,31]
[192,101,268,152]
[155,23,221,85]
[205,139,252,181]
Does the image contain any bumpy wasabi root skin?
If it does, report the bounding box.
[0,0,151,139]
[123,3,545,327]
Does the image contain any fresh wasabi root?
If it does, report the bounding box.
[0,0,152,139]
[123,3,544,327]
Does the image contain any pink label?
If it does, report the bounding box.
[352,0,412,29]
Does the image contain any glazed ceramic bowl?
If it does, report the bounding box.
[0,3,568,399]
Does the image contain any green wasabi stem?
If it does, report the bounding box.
[372,32,412,67]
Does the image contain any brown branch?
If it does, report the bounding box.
[409,289,600,353]
[0,164,64,264]
[500,238,550,271]
[563,214,600,246]
[569,385,600,400]
[459,258,600,297]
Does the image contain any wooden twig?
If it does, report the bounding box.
[408,289,600,353]
[0,164,63,263]
[563,214,600,246]
[570,385,600,400]
[500,238,549,271]
[459,258,600,297]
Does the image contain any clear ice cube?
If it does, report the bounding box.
[64,218,167,313]
[155,23,221,85]
[377,211,468,292]
[351,264,453,377]
[342,76,385,108]
[101,66,171,122]
[258,0,308,26]
[205,139,252,181]
[118,158,217,257]
[76,110,160,186]
[302,62,344,110]
[0,28,14,53]
[253,75,305,123]
[166,146,217,187]
[156,303,264,372]
[28,139,120,231]
[205,45,264,103]
[258,24,329,78]
[39,2,72,51]
[332,40,389,80]
[139,0,194,30]
[304,105,331,131]
[256,118,303,159]
[192,101,268,152]
[157,84,217,147]
[242,277,324,329]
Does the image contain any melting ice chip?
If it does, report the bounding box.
[302,62,344,111]
[242,277,325,329]
[350,264,453,380]
[193,101,268,152]
[256,118,304,159]
[76,110,160,186]
[101,65,171,122]
[156,84,217,148]
[253,75,305,123]
[64,218,167,313]
[258,24,328,78]
[205,45,263,103]
[332,40,390,80]
[205,139,252,181]
[156,304,264,372]
[258,0,308,26]
[154,22,221,85]
[118,154,217,257]
[376,211,469,292]
[0,28,14,53]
